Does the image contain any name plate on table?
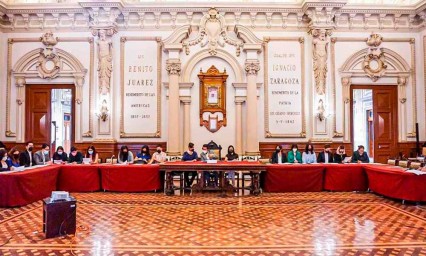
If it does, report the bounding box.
[14,166,25,171]
[53,160,63,164]
[206,160,217,164]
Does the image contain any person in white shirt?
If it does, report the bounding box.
[149,145,167,164]
[302,143,317,164]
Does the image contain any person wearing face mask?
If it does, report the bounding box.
[225,145,239,187]
[0,149,10,171]
[149,145,167,164]
[271,145,287,164]
[333,145,348,163]
[85,145,99,164]
[118,145,134,164]
[182,142,198,189]
[302,143,317,164]
[200,144,219,187]
[19,141,36,167]
[317,144,334,163]
[6,147,22,170]
[34,143,52,165]
[287,144,302,163]
[53,146,68,163]
[351,145,370,163]
[135,145,151,164]
[68,146,83,164]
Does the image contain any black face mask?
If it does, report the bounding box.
[13,154,19,159]
[28,147,33,152]
[276,149,280,152]
[157,150,161,153]
[189,148,194,152]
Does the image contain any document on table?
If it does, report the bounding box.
[406,169,426,175]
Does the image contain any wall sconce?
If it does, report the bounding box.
[96,99,109,122]
[316,99,326,122]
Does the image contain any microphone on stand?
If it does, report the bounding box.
[110,155,115,164]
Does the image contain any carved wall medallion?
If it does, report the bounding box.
[363,50,387,82]
[36,31,61,79]
[198,65,228,133]
[183,8,243,57]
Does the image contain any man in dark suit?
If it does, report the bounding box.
[19,141,36,167]
[317,144,333,163]
[351,145,370,163]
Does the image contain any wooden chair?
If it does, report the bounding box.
[410,162,421,169]
[105,158,117,164]
[165,155,184,193]
[387,159,397,166]
[398,160,409,168]
[239,155,260,195]
[206,140,222,159]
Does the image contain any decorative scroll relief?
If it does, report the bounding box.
[264,38,305,138]
[120,37,161,138]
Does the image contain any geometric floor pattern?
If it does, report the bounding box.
[1,192,426,256]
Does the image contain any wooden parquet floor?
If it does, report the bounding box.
[1,192,426,256]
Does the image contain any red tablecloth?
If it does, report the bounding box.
[324,164,368,191]
[0,165,60,207]
[57,164,101,192]
[264,164,325,192]
[99,164,161,192]
[365,165,426,202]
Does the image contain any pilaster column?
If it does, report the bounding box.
[15,77,26,141]
[244,60,260,155]
[397,76,407,141]
[180,96,191,152]
[74,75,85,141]
[235,96,246,155]
[341,77,351,142]
[166,58,182,155]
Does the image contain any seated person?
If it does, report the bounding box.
[6,147,21,170]
[302,143,316,164]
[52,146,68,163]
[333,145,348,163]
[182,142,198,189]
[19,141,36,167]
[68,146,83,164]
[135,145,151,164]
[200,144,218,186]
[149,145,167,164]
[351,145,370,163]
[271,145,287,164]
[0,149,10,171]
[118,145,134,164]
[225,145,239,186]
[287,144,302,163]
[317,144,333,163]
[34,143,52,165]
[85,145,99,164]
[0,141,6,150]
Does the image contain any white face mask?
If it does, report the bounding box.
[203,150,208,154]
[292,148,297,152]
[2,156,7,161]
[88,150,94,155]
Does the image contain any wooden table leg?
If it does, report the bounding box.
[165,171,174,196]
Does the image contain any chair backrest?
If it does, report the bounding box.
[398,160,409,168]
[105,158,117,164]
[206,140,222,160]
[240,155,260,161]
[410,162,421,169]
[166,156,182,162]
[387,159,396,166]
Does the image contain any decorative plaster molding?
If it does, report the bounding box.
[244,60,260,75]
[310,28,332,95]
[166,58,181,76]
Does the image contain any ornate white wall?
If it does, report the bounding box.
[0,1,425,156]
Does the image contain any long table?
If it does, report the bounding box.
[159,161,266,196]
[365,165,426,202]
[1,163,426,207]
[100,164,161,192]
[0,165,60,207]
